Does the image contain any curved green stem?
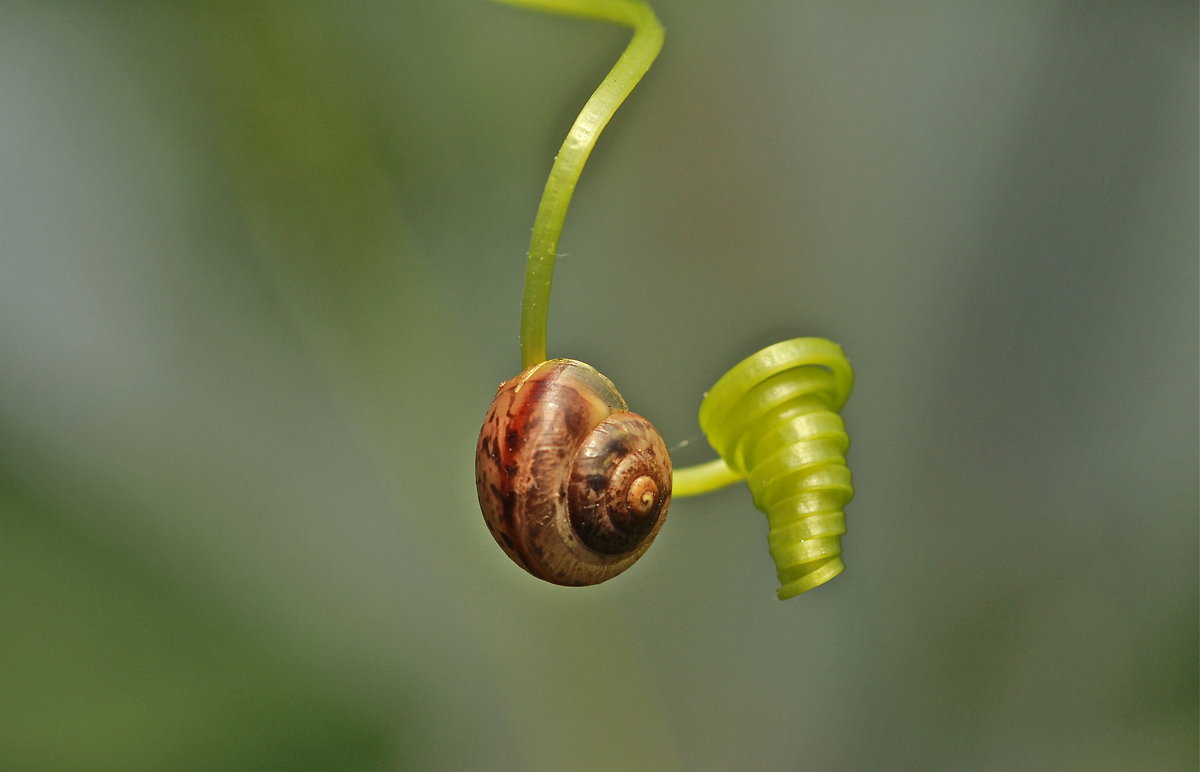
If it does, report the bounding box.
[494,0,664,369]
[672,458,744,497]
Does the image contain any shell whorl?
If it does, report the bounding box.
[697,338,854,599]
[475,359,671,586]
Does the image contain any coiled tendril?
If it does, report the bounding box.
[690,338,853,599]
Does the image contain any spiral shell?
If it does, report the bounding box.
[698,338,853,599]
[476,359,672,586]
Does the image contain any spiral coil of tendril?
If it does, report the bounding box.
[697,338,854,599]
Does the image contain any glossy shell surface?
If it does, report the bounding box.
[475,359,671,586]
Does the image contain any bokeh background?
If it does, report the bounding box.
[1,1,1196,770]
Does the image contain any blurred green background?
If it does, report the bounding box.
[1,1,1196,770]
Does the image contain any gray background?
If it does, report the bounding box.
[1,1,1196,769]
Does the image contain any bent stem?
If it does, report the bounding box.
[498,0,741,496]
[494,0,663,369]
[672,458,744,497]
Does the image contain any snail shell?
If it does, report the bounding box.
[475,359,672,586]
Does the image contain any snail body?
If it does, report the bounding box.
[475,359,672,586]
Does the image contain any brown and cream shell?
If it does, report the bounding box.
[475,359,672,586]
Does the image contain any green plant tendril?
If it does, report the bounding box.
[493,0,664,370]
[695,338,854,598]
[496,0,856,597]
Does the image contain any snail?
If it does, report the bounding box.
[475,359,672,586]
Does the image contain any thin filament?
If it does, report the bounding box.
[493,0,665,369]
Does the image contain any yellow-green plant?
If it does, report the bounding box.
[486,0,854,598]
